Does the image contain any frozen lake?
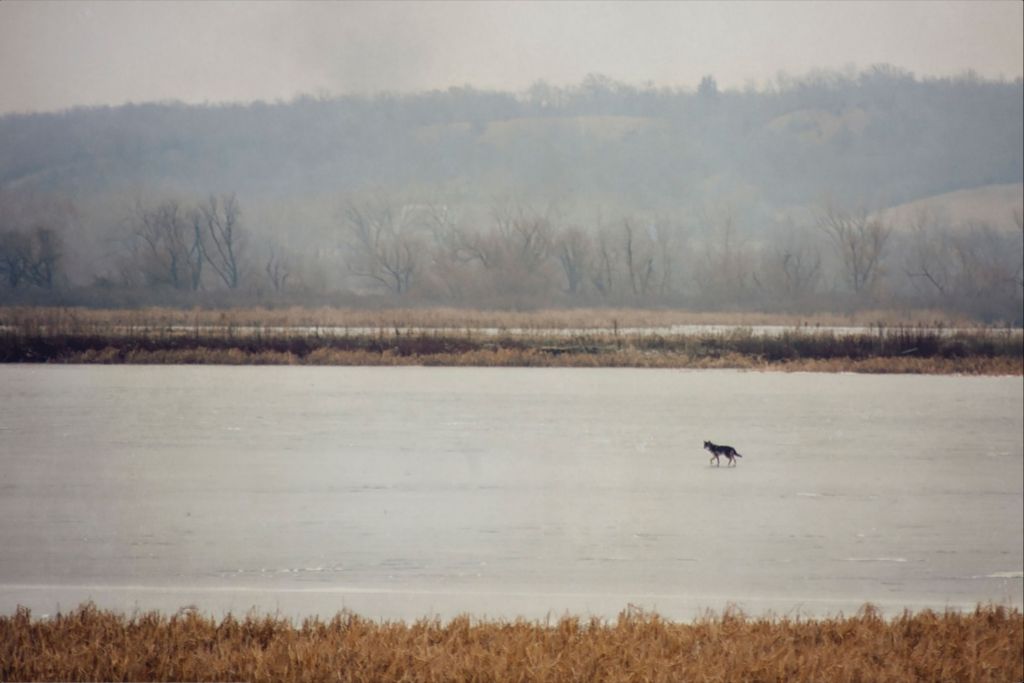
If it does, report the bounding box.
[1,365,1021,621]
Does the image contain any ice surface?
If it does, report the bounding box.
[1,365,1021,620]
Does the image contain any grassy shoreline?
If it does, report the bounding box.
[0,304,990,330]
[2,602,1021,682]
[2,306,1021,374]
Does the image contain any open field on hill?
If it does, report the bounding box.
[881,182,1023,232]
[2,603,1020,683]
[1,307,1021,374]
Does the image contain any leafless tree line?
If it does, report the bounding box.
[335,196,839,309]
[117,194,245,292]
[2,189,1022,322]
[0,191,71,290]
[337,194,1022,319]
[903,208,1024,319]
[0,226,62,289]
[340,196,689,306]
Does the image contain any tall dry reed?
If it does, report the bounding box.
[2,603,1021,682]
[0,305,987,333]
[2,306,1020,373]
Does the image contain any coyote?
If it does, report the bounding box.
[704,440,743,467]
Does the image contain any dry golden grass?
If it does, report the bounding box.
[3,306,1020,374]
[0,304,984,332]
[771,355,1024,375]
[42,346,1021,374]
[1,603,1020,682]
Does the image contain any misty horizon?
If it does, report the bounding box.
[1,2,1021,322]
[2,66,1023,119]
[1,64,1021,321]
[1,1,1021,116]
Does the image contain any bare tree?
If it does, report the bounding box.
[0,228,62,289]
[0,192,70,290]
[904,209,953,299]
[422,202,477,301]
[492,201,554,275]
[264,243,291,293]
[470,200,558,304]
[590,224,619,298]
[554,225,592,295]
[425,199,558,303]
[692,209,753,307]
[755,229,822,306]
[429,206,497,273]
[1014,206,1023,290]
[651,217,685,298]
[904,211,1022,320]
[777,246,821,299]
[200,194,244,289]
[950,222,1020,302]
[342,195,421,295]
[622,219,655,297]
[0,229,32,288]
[23,227,62,288]
[816,203,892,297]
[130,199,203,290]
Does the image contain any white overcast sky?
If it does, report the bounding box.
[0,0,1021,114]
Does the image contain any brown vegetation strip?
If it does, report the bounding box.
[2,603,1021,682]
[46,346,1022,374]
[0,305,985,330]
[2,306,1021,374]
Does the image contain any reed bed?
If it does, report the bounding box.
[2,306,1020,374]
[0,305,981,333]
[2,603,1020,682]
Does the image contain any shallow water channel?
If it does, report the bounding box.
[1,365,1021,620]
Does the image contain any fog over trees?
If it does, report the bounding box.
[0,67,1021,321]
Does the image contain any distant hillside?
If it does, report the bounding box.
[765,106,870,143]
[1,68,1020,219]
[882,183,1023,230]
[1,68,1021,321]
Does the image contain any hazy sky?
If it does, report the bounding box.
[1,0,1021,114]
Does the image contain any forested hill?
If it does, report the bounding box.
[2,68,1021,212]
[0,68,1022,320]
